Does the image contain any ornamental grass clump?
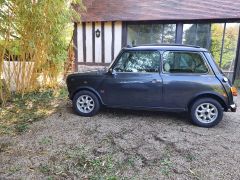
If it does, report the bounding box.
[0,0,84,103]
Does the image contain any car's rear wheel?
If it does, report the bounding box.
[73,90,100,117]
[190,98,223,128]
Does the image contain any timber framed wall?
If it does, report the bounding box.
[74,21,122,70]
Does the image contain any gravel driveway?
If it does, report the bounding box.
[0,96,239,179]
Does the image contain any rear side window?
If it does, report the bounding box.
[113,51,160,73]
[162,51,208,74]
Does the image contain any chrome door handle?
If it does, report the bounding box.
[151,79,161,83]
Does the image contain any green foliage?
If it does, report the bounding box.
[37,146,134,179]
[210,24,223,64]
[39,136,53,145]
[211,24,239,70]
[0,87,68,135]
[8,165,21,175]
[0,0,84,99]
[39,164,51,174]
[160,151,173,177]
[184,23,239,73]
[14,123,29,133]
[234,79,240,88]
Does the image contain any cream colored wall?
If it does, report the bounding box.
[104,22,113,63]
[95,22,102,63]
[114,21,122,59]
[85,22,93,62]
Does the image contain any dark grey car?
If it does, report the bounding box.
[66,45,237,128]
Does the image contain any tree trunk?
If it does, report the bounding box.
[0,79,10,104]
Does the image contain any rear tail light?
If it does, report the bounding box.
[231,87,238,96]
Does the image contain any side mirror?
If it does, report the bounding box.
[108,68,116,75]
[108,68,113,74]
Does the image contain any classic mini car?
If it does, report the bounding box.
[66,45,238,128]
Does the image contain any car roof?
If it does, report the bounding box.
[123,44,208,52]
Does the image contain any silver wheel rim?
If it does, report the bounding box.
[76,95,95,113]
[195,103,218,124]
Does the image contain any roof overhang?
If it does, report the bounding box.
[73,0,240,23]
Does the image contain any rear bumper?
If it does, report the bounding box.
[229,103,237,112]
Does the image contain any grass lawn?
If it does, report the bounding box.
[0,87,68,136]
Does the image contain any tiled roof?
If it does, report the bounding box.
[73,0,240,22]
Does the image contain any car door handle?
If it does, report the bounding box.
[151,79,161,83]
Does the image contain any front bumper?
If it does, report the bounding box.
[230,103,237,112]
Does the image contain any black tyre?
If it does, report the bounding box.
[73,90,100,117]
[190,98,223,128]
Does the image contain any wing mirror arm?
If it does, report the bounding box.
[108,68,116,75]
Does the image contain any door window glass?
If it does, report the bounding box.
[113,51,160,73]
[162,51,208,73]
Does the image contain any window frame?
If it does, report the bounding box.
[161,51,211,75]
[110,50,162,74]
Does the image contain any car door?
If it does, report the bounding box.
[100,50,163,108]
[161,51,216,110]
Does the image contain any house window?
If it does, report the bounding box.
[210,23,239,81]
[183,23,240,81]
[220,23,239,80]
[183,24,211,49]
[127,24,176,46]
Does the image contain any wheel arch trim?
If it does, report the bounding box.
[70,86,105,105]
[187,92,228,111]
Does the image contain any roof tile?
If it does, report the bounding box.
[74,0,240,22]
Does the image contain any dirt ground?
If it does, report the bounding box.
[0,96,240,180]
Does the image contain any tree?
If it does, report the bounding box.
[211,24,239,70]
[0,0,84,101]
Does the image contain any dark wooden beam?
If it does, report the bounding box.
[175,23,183,44]
[92,22,95,63]
[101,22,105,63]
[194,24,198,45]
[123,19,240,25]
[207,24,212,49]
[82,22,86,63]
[112,22,115,61]
[73,22,78,71]
[219,23,226,68]
[233,25,240,84]
[122,22,127,47]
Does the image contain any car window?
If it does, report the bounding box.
[162,51,208,73]
[113,51,160,73]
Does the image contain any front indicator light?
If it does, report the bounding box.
[231,87,238,96]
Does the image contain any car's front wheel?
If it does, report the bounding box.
[190,98,223,128]
[73,90,100,117]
